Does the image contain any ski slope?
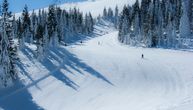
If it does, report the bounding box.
[60,0,137,17]
[1,24,193,110]
[14,0,137,18]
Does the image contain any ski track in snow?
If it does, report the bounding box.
[1,25,193,109]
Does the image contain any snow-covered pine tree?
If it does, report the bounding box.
[133,12,140,45]
[56,7,63,43]
[140,0,153,47]
[103,7,107,19]
[88,12,94,34]
[83,12,94,35]
[132,0,140,23]
[175,0,182,31]
[36,24,44,61]
[77,11,83,33]
[180,0,191,39]
[150,0,161,47]
[132,0,141,45]
[43,25,49,55]
[12,15,17,39]
[40,9,47,26]
[114,5,119,29]
[61,9,67,42]
[189,0,193,33]
[84,13,89,35]
[47,5,57,47]
[157,2,164,47]
[118,5,131,43]
[22,5,31,43]
[30,10,37,42]
[0,0,17,87]
[17,17,25,49]
[107,7,113,21]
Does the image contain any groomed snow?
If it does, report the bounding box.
[1,0,193,109]
[1,25,193,109]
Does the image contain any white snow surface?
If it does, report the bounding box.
[14,0,137,18]
[60,0,137,17]
[1,0,193,109]
[1,23,193,110]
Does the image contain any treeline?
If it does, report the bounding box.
[0,0,94,87]
[16,5,94,60]
[0,0,17,87]
[116,0,193,48]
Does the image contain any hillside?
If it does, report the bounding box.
[14,0,136,18]
[0,0,193,110]
[0,22,193,110]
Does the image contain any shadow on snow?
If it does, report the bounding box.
[0,80,43,110]
[18,44,113,92]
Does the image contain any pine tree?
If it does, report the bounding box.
[132,0,140,22]
[103,7,107,19]
[56,7,63,43]
[118,5,132,43]
[114,5,119,29]
[17,17,24,49]
[22,4,31,43]
[36,24,44,61]
[141,0,152,35]
[189,0,193,33]
[12,15,17,39]
[133,12,141,44]
[107,7,113,21]
[180,1,191,39]
[0,0,17,87]
[174,0,182,31]
[47,5,57,47]
[30,10,37,42]
[84,13,89,34]
[77,12,83,33]
[88,12,94,33]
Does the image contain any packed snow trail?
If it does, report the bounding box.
[1,31,193,110]
[67,31,188,110]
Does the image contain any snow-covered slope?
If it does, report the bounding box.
[14,0,137,18]
[1,23,193,110]
[60,0,137,17]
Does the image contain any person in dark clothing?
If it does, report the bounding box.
[142,54,144,59]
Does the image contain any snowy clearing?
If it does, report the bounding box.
[0,0,193,109]
[1,28,193,110]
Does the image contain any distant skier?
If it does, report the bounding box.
[98,41,100,45]
[141,54,144,59]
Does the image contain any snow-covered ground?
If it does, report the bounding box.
[60,0,137,17]
[0,23,193,110]
[14,0,137,18]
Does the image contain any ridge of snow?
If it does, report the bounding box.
[14,0,137,18]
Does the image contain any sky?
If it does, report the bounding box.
[0,0,86,13]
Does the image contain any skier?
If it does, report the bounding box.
[98,41,100,45]
[141,54,144,59]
